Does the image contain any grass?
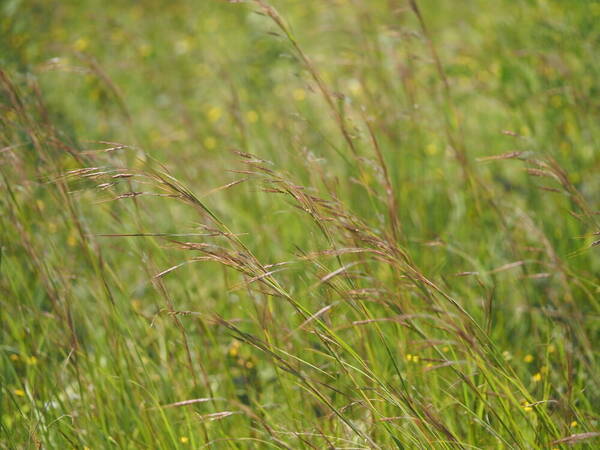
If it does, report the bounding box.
[1,0,599,448]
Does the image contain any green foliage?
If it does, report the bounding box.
[1,0,599,448]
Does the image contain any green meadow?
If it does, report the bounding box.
[1,0,599,448]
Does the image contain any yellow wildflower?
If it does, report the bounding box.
[73,38,89,52]
[138,44,151,57]
[67,232,78,247]
[292,89,306,101]
[203,136,217,150]
[206,106,222,123]
[426,143,438,155]
[246,110,259,124]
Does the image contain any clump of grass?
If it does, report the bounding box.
[2,0,600,448]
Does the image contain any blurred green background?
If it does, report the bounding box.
[1,0,599,448]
